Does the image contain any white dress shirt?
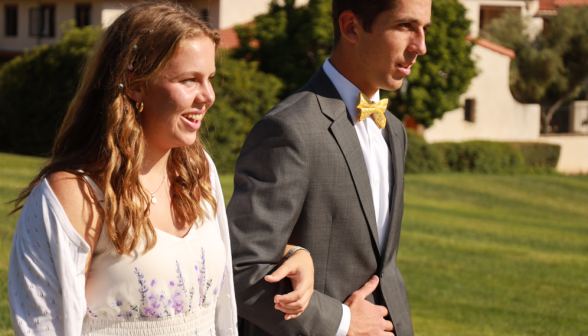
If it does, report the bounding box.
[323,58,393,336]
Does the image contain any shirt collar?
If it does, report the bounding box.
[322,58,380,121]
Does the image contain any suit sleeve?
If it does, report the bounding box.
[227,115,343,336]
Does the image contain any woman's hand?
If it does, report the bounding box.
[264,245,314,320]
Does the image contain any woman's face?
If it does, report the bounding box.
[139,37,216,152]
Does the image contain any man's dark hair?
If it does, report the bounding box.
[332,0,398,47]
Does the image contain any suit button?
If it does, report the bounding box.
[228,328,233,333]
[226,294,231,299]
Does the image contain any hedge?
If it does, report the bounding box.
[508,142,560,171]
[0,22,101,156]
[405,130,445,173]
[405,132,561,174]
[433,141,525,173]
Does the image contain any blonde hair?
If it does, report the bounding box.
[12,2,220,255]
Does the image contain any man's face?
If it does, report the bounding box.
[356,0,431,92]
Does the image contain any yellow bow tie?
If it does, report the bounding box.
[356,93,388,129]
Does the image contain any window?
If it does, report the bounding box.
[5,5,17,36]
[200,9,209,23]
[76,4,91,27]
[479,6,521,30]
[29,5,55,37]
[464,99,476,122]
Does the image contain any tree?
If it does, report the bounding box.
[386,0,477,127]
[203,55,283,172]
[233,0,333,98]
[0,23,283,173]
[481,6,588,133]
[0,21,101,155]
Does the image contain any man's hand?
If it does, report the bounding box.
[265,249,314,320]
[345,276,394,336]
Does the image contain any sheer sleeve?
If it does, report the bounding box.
[8,179,90,335]
[204,153,239,336]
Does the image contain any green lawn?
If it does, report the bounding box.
[0,152,587,335]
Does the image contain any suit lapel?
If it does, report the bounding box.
[308,69,381,255]
[383,110,403,262]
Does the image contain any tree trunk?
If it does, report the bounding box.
[542,76,588,133]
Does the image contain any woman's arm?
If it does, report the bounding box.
[264,244,314,320]
[8,173,102,335]
[48,172,103,277]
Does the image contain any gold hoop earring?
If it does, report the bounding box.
[136,101,144,113]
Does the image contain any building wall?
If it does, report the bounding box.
[537,135,588,174]
[424,44,541,143]
[459,0,542,37]
[218,0,309,29]
[571,101,588,134]
[0,0,102,52]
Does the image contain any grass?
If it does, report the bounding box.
[0,152,587,335]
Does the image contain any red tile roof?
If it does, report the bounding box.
[540,0,588,10]
[218,27,240,50]
[467,35,516,59]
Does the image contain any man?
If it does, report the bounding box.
[227,0,431,335]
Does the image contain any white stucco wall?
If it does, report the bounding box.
[218,0,309,29]
[424,44,540,143]
[458,0,541,37]
[571,101,588,134]
[537,135,588,175]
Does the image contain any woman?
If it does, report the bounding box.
[8,3,313,335]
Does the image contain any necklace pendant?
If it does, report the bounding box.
[151,193,157,204]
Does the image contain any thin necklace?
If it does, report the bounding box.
[142,172,166,205]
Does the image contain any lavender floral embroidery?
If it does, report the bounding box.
[176,261,188,296]
[90,252,221,319]
[171,291,184,314]
[134,268,148,304]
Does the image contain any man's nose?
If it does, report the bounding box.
[408,29,427,56]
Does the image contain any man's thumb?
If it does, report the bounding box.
[265,263,292,283]
[354,275,379,300]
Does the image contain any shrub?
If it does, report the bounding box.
[0,24,283,174]
[202,55,283,173]
[0,22,101,156]
[405,130,445,173]
[433,141,525,173]
[508,142,560,171]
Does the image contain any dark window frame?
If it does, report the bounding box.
[479,6,521,31]
[75,3,92,27]
[5,5,18,37]
[200,9,209,23]
[465,98,476,123]
[29,4,55,38]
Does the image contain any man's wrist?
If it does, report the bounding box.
[284,246,310,260]
[335,303,351,336]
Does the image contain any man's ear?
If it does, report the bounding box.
[339,10,360,44]
[125,82,145,103]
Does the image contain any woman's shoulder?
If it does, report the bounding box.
[46,171,103,246]
[47,171,97,212]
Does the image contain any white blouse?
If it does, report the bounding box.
[7,154,238,336]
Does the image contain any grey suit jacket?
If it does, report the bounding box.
[227,68,413,336]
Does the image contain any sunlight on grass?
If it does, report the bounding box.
[0,153,587,335]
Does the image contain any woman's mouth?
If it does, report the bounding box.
[181,113,204,130]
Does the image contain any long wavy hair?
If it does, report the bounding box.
[11,2,220,255]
